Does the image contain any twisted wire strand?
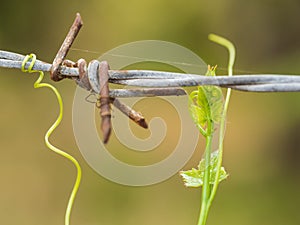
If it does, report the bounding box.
[1,50,300,92]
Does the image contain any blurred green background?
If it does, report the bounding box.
[1,0,300,225]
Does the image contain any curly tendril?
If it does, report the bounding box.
[21,54,81,225]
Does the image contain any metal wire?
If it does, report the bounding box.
[0,50,78,76]
[109,72,300,92]
[1,50,300,93]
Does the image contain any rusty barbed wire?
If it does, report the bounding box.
[1,50,300,93]
[1,12,300,143]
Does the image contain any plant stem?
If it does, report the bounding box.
[198,34,236,224]
[198,121,214,225]
[207,34,235,206]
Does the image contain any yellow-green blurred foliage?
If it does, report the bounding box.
[0,0,300,225]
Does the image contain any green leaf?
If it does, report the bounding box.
[180,150,228,188]
[189,104,207,127]
[188,66,224,134]
[205,65,217,76]
[180,168,204,187]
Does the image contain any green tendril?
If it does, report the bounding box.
[207,34,235,206]
[21,54,82,225]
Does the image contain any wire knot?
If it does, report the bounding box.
[73,59,112,143]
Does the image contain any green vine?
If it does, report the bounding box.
[180,34,236,225]
[21,54,81,225]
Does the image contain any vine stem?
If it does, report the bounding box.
[207,34,235,207]
[198,121,214,225]
[197,33,236,225]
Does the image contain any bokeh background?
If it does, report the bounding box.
[1,0,300,225]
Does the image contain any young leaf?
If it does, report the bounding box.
[188,66,224,134]
[205,65,217,76]
[180,168,204,187]
[180,150,228,187]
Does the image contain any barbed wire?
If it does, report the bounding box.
[2,12,300,143]
[1,50,300,94]
[1,13,300,94]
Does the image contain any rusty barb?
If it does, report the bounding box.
[1,13,300,143]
